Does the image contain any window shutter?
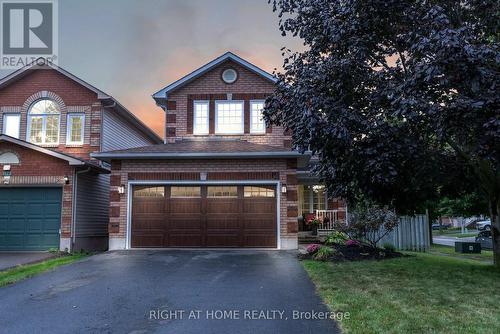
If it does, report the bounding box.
[187,98,193,134]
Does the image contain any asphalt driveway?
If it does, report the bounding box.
[0,252,56,271]
[0,250,339,334]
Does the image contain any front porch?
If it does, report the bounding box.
[297,184,347,242]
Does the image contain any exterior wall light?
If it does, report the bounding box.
[118,185,126,194]
[281,185,287,194]
[63,175,70,184]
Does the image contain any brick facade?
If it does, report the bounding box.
[108,158,299,249]
[0,69,102,160]
[164,60,292,147]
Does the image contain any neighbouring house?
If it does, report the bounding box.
[0,60,162,252]
[93,52,346,250]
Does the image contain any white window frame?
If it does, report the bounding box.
[26,99,61,145]
[66,113,85,145]
[250,100,266,134]
[215,100,244,135]
[2,113,21,139]
[193,100,209,135]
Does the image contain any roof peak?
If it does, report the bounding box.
[152,52,277,102]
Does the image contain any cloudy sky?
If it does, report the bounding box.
[0,0,303,136]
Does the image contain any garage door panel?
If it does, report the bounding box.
[132,233,165,248]
[0,188,61,251]
[169,199,201,213]
[131,184,277,248]
[168,234,203,247]
[206,235,240,247]
[243,235,276,247]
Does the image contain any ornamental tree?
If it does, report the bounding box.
[265,0,499,264]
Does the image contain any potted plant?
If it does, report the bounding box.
[306,215,321,235]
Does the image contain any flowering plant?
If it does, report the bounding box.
[345,239,361,247]
[306,244,321,254]
[305,215,321,226]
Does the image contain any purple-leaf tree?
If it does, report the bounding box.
[265,0,499,265]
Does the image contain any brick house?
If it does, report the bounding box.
[0,60,161,252]
[94,52,346,250]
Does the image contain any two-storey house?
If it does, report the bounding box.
[0,60,161,252]
[94,52,346,250]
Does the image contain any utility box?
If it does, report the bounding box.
[455,242,481,254]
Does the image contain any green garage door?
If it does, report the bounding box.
[0,187,62,251]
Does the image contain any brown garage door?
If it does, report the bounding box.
[131,185,277,248]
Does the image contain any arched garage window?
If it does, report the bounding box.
[28,99,60,145]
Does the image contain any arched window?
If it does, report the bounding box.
[28,99,60,144]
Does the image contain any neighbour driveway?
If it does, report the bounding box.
[0,252,56,271]
[0,250,339,334]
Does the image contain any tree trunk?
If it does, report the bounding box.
[490,199,500,267]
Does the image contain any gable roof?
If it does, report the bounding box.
[0,134,107,173]
[0,59,162,144]
[152,52,278,103]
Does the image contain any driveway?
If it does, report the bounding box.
[0,252,56,271]
[0,250,339,333]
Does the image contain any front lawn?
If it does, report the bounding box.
[0,252,89,287]
[303,247,500,333]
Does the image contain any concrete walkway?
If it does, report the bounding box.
[0,252,56,271]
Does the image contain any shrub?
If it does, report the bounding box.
[340,206,399,248]
[313,246,336,261]
[346,239,361,247]
[306,244,321,254]
[325,231,349,245]
[383,243,396,252]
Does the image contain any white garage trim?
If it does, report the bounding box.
[126,180,281,250]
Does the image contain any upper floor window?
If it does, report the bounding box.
[250,101,266,134]
[66,113,85,145]
[28,99,60,145]
[2,114,21,138]
[215,101,243,134]
[193,101,209,135]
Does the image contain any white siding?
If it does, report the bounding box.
[102,109,153,151]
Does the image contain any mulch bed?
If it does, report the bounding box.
[299,243,406,262]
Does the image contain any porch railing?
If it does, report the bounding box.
[316,209,344,231]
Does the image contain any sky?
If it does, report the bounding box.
[0,0,303,136]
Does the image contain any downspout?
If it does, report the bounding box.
[71,167,92,250]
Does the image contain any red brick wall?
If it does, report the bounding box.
[108,158,298,245]
[164,60,292,148]
[0,69,102,160]
[0,142,75,237]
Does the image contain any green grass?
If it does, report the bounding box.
[303,248,500,334]
[433,229,478,238]
[0,253,89,287]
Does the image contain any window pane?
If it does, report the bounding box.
[30,100,60,114]
[193,101,209,134]
[3,114,20,138]
[29,116,43,143]
[45,115,59,143]
[313,185,326,211]
[216,102,243,134]
[171,186,201,198]
[244,186,275,198]
[134,186,165,198]
[250,101,265,133]
[207,186,238,198]
[68,114,83,144]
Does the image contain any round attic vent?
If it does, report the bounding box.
[222,68,238,84]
